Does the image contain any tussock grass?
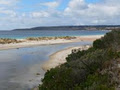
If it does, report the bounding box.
[26,36,76,41]
[0,38,22,44]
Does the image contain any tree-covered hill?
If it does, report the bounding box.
[39,30,120,90]
[14,25,120,31]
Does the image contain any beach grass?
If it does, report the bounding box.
[26,36,76,41]
[0,36,76,44]
[0,38,22,44]
[0,36,76,45]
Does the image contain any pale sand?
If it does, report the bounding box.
[0,35,103,50]
[42,45,91,71]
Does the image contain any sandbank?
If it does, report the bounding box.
[0,35,103,50]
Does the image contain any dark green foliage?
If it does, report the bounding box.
[39,49,117,90]
[76,73,115,90]
[39,67,73,90]
[93,30,120,50]
[66,47,96,62]
[93,39,104,49]
[39,30,120,90]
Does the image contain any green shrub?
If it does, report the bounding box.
[39,30,120,90]
[93,39,104,49]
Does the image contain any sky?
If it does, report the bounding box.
[0,0,120,30]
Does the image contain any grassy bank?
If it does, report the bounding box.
[39,30,120,90]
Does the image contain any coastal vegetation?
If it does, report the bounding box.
[0,36,76,44]
[0,38,21,44]
[26,36,76,41]
[39,30,120,90]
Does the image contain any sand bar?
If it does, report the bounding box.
[0,35,103,50]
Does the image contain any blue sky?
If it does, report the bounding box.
[18,0,69,12]
[86,0,100,3]
[19,0,100,12]
[0,0,119,30]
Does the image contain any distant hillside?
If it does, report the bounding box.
[13,25,120,31]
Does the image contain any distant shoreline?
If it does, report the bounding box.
[13,25,119,31]
[0,35,103,50]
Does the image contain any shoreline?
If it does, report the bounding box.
[0,35,103,50]
[42,45,91,71]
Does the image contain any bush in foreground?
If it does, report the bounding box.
[39,30,120,90]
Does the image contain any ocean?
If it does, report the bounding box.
[0,30,109,39]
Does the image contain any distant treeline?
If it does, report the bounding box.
[13,25,120,31]
[39,30,120,90]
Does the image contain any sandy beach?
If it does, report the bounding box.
[0,35,103,50]
[42,45,91,71]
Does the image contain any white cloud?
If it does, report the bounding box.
[64,0,120,25]
[0,8,16,17]
[31,11,50,18]
[67,0,87,10]
[0,0,19,5]
[29,1,60,18]
[0,0,19,17]
[40,1,59,9]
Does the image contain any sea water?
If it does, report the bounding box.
[0,30,109,39]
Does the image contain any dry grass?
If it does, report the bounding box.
[0,36,76,44]
[0,38,22,44]
[26,36,76,41]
